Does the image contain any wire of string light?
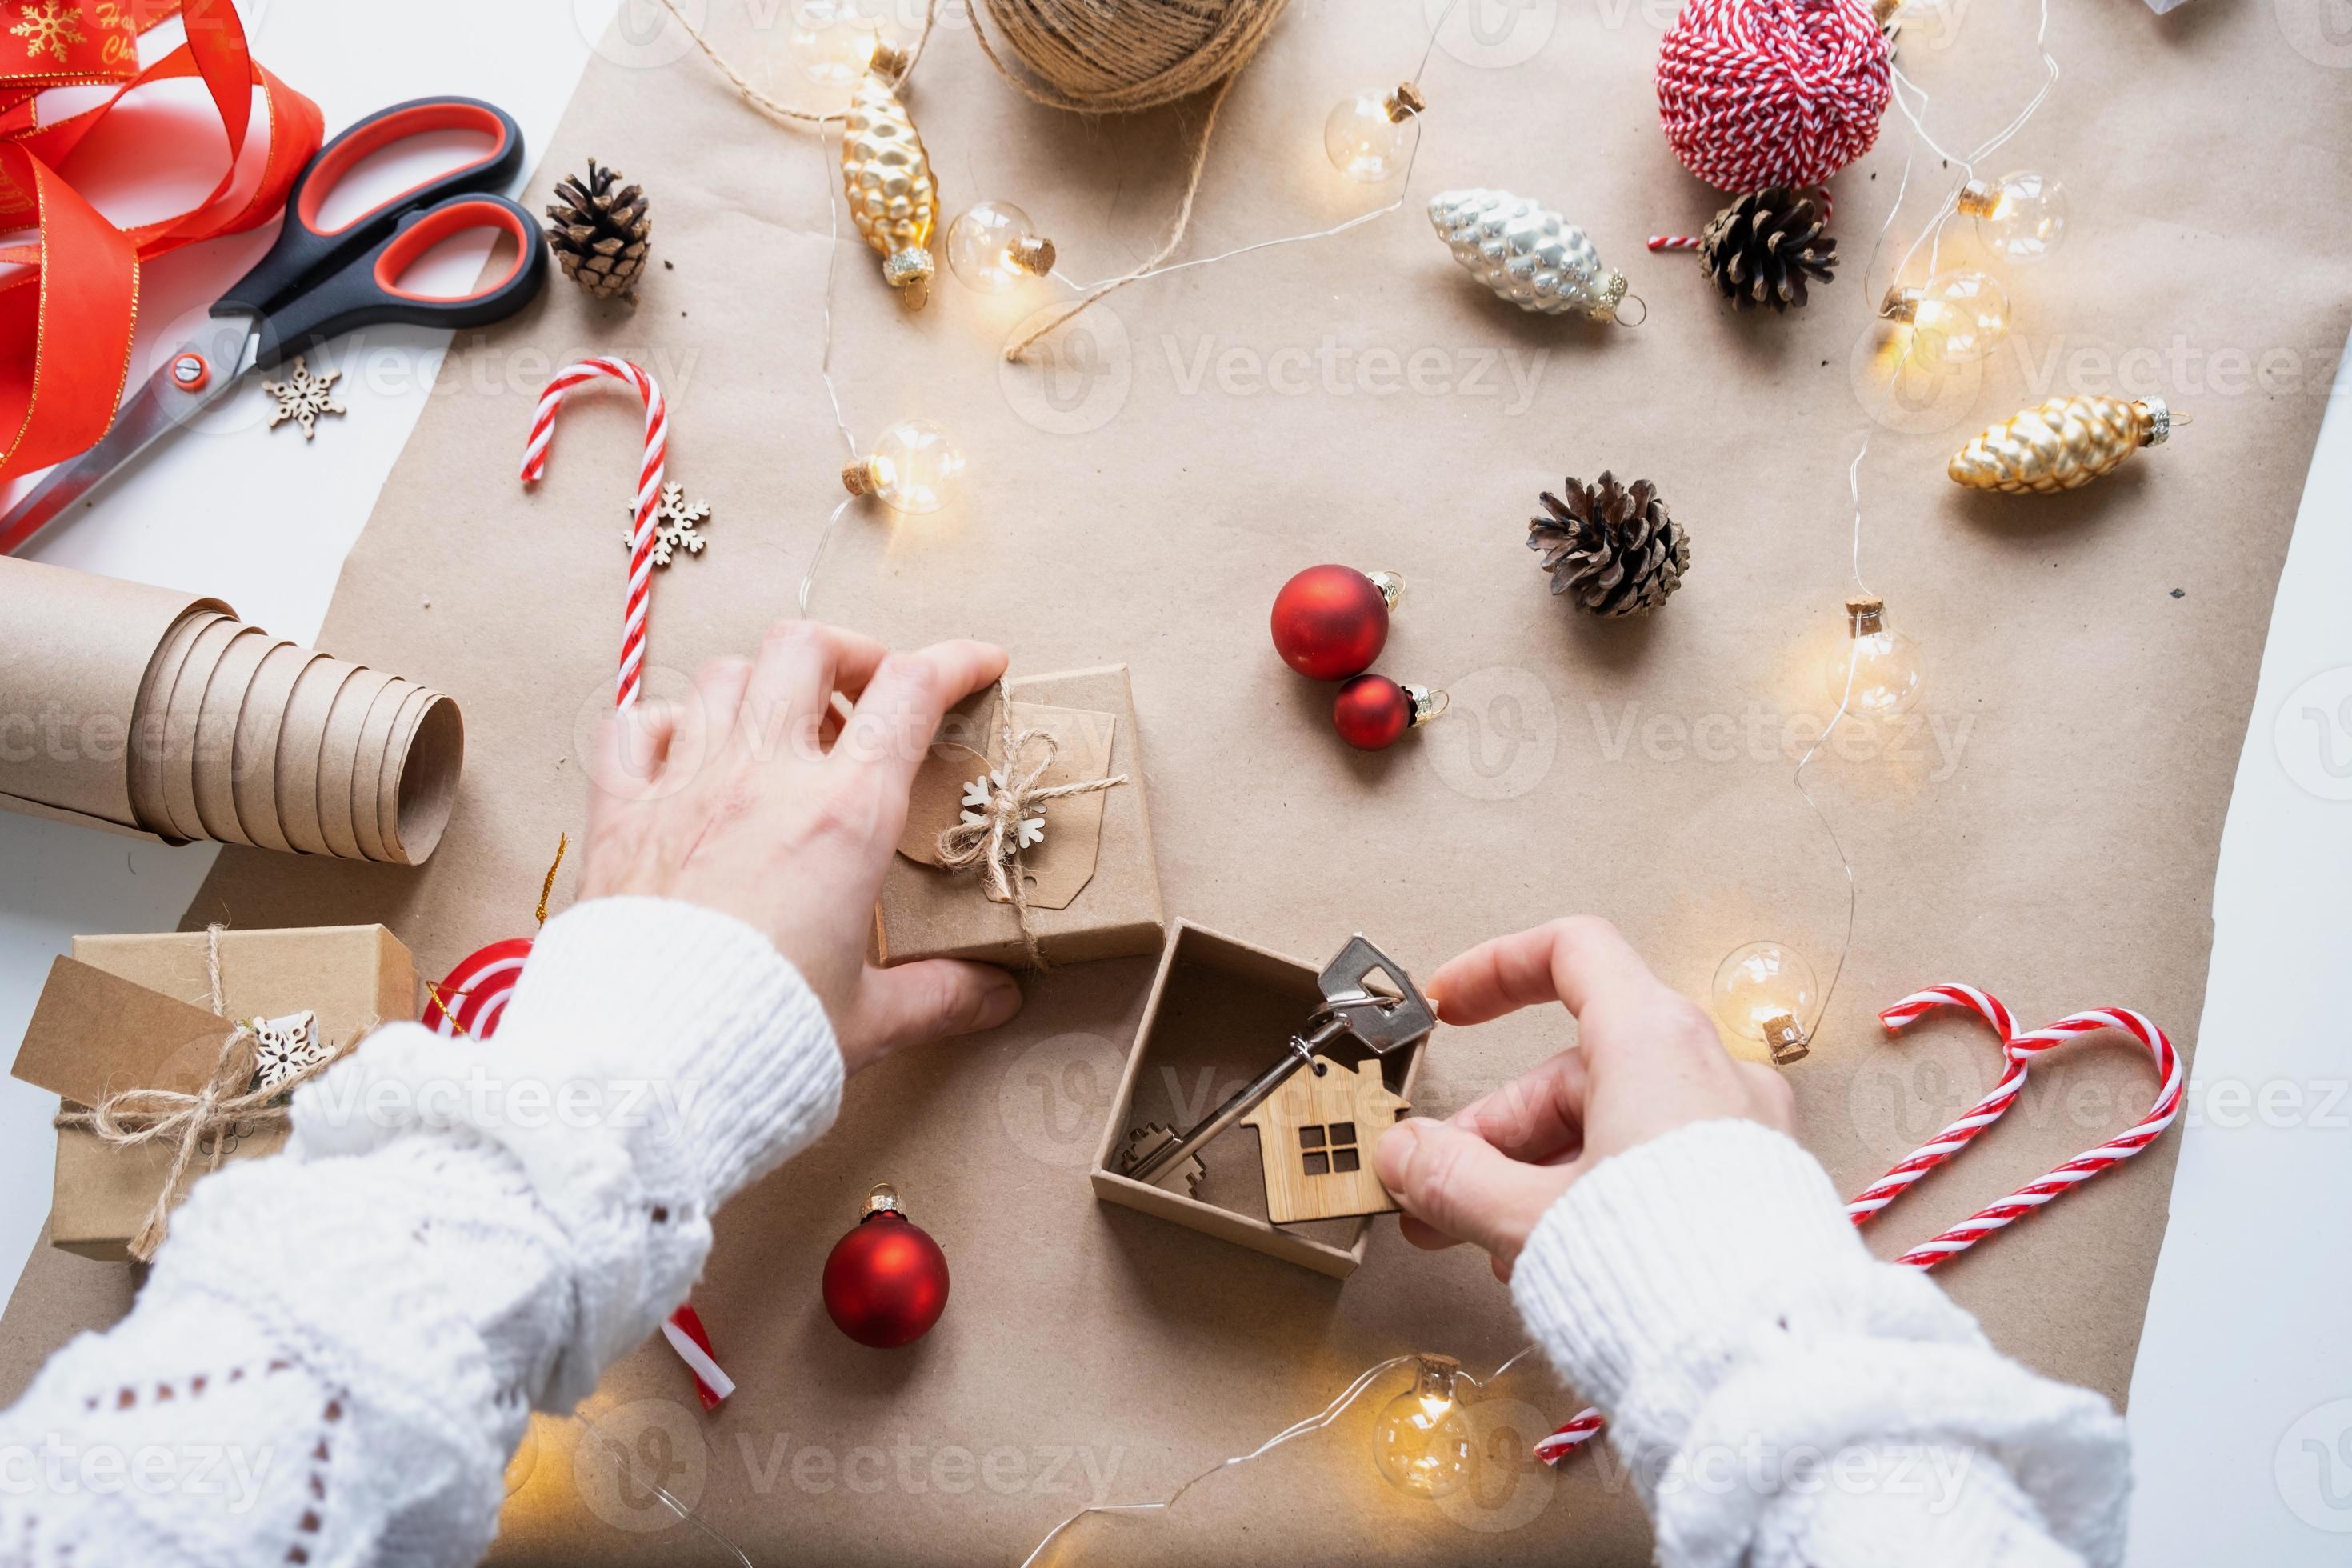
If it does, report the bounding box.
[1792,0,2061,1040]
[1012,1344,1540,1568]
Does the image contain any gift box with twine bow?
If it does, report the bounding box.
[874,666,1164,970]
[10,925,416,1262]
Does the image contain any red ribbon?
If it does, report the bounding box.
[0,0,320,487]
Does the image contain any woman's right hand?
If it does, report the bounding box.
[1373,917,1794,1281]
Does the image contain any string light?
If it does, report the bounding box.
[1324,81,1426,182]
[1956,169,2068,262]
[1711,942,1822,1066]
[1370,1353,1475,1498]
[786,0,896,89]
[1878,267,2010,365]
[841,418,964,514]
[1828,593,1922,718]
[946,200,1058,292]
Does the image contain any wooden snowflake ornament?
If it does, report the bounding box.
[262,358,346,439]
[962,771,1044,848]
[627,481,710,566]
[250,1010,327,1094]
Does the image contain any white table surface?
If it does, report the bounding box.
[2,2,2346,1558]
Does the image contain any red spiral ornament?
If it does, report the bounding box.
[1654,0,1892,194]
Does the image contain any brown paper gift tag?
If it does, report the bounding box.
[193,629,280,846]
[274,656,358,855]
[894,700,1115,910]
[130,609,222,838]
[231,643,319,854]
[11,958,244,1108]
[160,615,242,842]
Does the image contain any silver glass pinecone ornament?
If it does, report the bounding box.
[1428,188,1629,320]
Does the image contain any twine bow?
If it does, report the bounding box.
[934,683,1128,969]
[51,924,367,1262]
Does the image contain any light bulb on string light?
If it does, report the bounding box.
[1826,594,1922,718]
[1956,170,2068,263]
[842,419,964,514]
[946,201,1058,293]
[1370,1354,1475,1500]
[1878,268,2008,366]
[786,0,896,89]
[1325,81,1426,183]
[1712,942,1820,1066]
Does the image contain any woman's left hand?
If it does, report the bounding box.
[577,621,1022,1074]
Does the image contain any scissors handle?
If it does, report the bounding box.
[216,95,526,321]
[249,194,548,369]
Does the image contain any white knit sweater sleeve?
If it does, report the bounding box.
[0,895,842,1568]
[1509,1119,2131,1568]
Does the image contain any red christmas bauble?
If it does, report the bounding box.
[1333,674,1412,751]
[1271,565,1390,681]
[822,1188,949,1348]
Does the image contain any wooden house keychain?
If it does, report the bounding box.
[1118,936,1435,1224]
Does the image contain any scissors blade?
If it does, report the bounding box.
[0,318,258,555]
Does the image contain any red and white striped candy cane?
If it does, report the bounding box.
[1538,986,2179,1465]
[1648,187,1836,254]
[519,358,669,710]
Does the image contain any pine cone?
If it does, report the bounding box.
[547,159,651,300]
[1698,188,1835,312]
[1528,473,1691,617]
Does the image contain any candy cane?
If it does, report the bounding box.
[519,358,669,710]
[1647,188,1835,254]
[1538,986,2179,1465]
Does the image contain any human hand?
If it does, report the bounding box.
[578,621,1021,1075]
[1373,917,1793,1280]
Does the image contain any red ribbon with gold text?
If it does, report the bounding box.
[0,0,320,494]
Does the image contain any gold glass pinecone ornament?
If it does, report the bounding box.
[1949,395,2174,494]
[546,159,650,299]
[842,46,937,310]
[1429,189,1630,321]
[1698,187,1836,312]
[1529,473,1691,616]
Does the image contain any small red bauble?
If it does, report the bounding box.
[1334,674,1411,750]
[822,1185,949,1348]
[1270,565,1399,680]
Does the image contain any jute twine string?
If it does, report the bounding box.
[971,0,1292,360]
[53,924,371,1262]
[934,682,1128,969]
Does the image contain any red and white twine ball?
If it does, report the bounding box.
[1654,0,1892,194]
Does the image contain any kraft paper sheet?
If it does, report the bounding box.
[7,0,2351,1560]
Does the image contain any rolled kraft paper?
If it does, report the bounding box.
[315,667,396,861]
[370,686,434,863]
[274,657,358,855]
[0,557,230,829]
[231,644,322,854]
[129,610,225,840]
[348,677,416,863]
[382,694,463,865]
[160,617,246,842]
[191,629,280,846]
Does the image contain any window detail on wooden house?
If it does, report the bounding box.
[1298,1122,1362,1178]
